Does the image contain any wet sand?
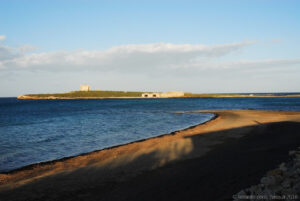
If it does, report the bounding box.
[1,110,300,201]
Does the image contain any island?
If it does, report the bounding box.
[17,85,300,99]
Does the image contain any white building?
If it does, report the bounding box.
[80,85,90,91]
[142,91,184,98]
[141,93,160,98]
[160,91,185,98]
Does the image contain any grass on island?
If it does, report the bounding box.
[26,91,241,98]
[22,91,300,99]
[183,93,245,98]
[184,93,300,98]
[26,90,146,98]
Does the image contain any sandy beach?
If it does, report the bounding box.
[1,110,300,201]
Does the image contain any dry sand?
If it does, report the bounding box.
[0,110,300,201]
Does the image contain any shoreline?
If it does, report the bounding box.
[1,110,300,200]
[17,95,300,99]
[0,113,217,174]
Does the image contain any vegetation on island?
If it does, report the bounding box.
[18,91,300,99]
[183,93,247,98]
[184,93,300,98]
[24,90,145,98]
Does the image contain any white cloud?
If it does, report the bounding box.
[1,40,300,76]
[0,35,6,41]
[202,58,300,70]
[0,45,20,60]
[19,44,38,53]
[0,41,255,71]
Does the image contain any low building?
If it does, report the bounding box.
[142,91,184,98]
[141,93,160,98]
[80,85,90,91]
[160,91,184,98]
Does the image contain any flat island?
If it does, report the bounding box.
[1,110,300,201]
[18,90,146,99]
[17,90,300,99]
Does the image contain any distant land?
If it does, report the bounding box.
[17,90,300,99]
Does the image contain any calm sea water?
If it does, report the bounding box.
[1,97,300,172]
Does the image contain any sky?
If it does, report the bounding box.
[1,0,300,97]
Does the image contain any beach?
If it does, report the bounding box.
[1,110,300,200]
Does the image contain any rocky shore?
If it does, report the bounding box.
[234,148,300,201]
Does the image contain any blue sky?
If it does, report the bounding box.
[1,0,300,96]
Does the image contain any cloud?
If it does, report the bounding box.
[0,35,6,41]
[0,45,20,60]
[202,58,300,70]
[0,41,255,71]
[19,44,38,53]
[1,40,299,76]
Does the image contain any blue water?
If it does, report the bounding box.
[0,97,300,172]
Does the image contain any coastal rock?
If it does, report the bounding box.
[260,176,277,186]
[279,163,287,172]
[281,179,291,188]
[233,148,300,201]
[267,169,282,176]
[236,190,247,196]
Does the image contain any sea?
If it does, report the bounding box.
[1,97,300,172]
